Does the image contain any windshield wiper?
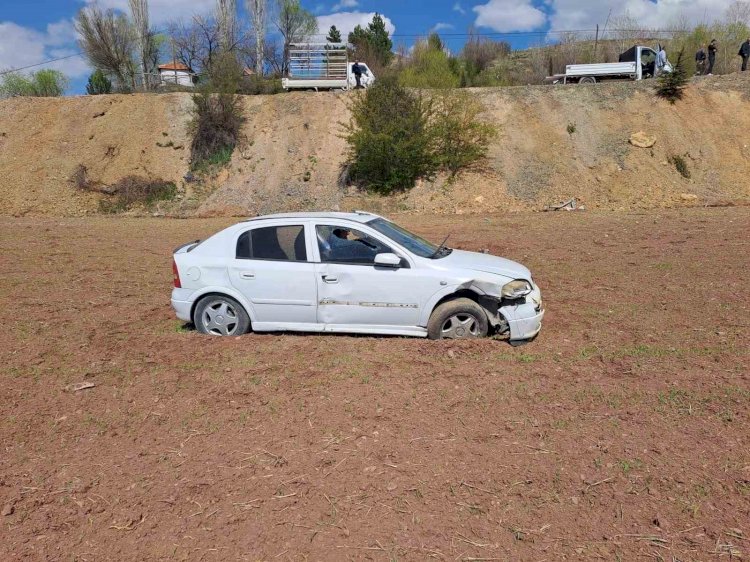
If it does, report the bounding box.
[430,234,451,258]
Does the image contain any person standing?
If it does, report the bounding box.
[352,60,363,89]
[707,39,718,75]
[695,45,707,75]
[655,44,668,77]
[739,38,750,71]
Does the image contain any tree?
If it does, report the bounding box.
[128,0,156,89]
[655,49,688,104]
[344,75,435,194]
[0,70,68,97]
[399,34,460,88]
[273,0,318,74]
[86,69,113,94]
[246,0,268,75]
[167,16,222,75]
[347,13,393,71]
[75,4,137,90]
[326,25,341,43]
[216,0,238,51]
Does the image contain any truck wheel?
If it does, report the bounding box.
[578,76,597,85]
[427,298,488,340]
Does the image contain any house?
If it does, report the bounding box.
[158,61,197,87]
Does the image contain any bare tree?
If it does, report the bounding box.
[217,0,238,51]
[726,1,750,25]
[128,0,153,89]
[75,5,137,90]
[273,0,318,74]
[247,0,268,75]
[167,16,222,75]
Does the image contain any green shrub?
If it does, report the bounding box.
[669,155,691,178]
[655,49,689,104]
[189,53,244,172]
[344,75,435,194]
[98,176,176,213]
[430,90,496,176]
[86,70,112,95]
[344,76,496,192]
[399,34,460,89]
[239,76,284,95]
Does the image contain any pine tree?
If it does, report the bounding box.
[86,69,113,95]
[655,49,688,104]
[326,25,341,43]
[347,13,393,68]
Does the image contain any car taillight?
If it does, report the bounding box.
[172,258,181,288]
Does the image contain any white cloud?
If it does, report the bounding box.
[82,0,216,27]
[316,11,396,38]
[332,0,358,10]
[473,0,547,32]
[547,0,740,31]
[453,2,466,15]
[431,22,454,32]
[0,19,89,79]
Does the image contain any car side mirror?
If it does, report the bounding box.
[374,252,402,268]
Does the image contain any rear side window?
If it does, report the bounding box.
[236,225,307,261]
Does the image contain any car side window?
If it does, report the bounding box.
[236,225,307,261]
[316,225,390,265]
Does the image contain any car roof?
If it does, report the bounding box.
[241,211,381,224]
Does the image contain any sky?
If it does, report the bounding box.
[0,0,744,94]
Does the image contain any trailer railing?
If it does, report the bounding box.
[287,43,348,80]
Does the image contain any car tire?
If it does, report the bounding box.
[427,298,489,340]
[194,295,250,337]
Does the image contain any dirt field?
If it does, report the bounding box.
[1,208,749,561]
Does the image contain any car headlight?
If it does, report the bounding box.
[501,279,532,298]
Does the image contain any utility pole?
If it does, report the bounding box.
[594,24,599,59]
[172,39,178,86]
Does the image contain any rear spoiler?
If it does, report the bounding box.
[173,240,201,254]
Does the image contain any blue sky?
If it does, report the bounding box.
[0,0,739,94]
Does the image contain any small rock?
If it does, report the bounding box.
[571,496,579,505]
[629,131,656,148]
[474,195,484,203]
[447,350,456,359]
[1,503,14,516]
[680,193,698,202]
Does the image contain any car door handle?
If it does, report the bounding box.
[240,272,255,280]
[322,274,338,283]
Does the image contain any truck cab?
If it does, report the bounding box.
[348,62,375,89]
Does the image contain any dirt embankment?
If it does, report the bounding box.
[1,74,749,217]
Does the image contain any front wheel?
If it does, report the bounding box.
[427,298,489,340]
[194,295,250,336]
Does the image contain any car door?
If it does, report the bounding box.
[228,222,318,325]
[314,223,424,328]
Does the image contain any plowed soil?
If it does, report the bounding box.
[1,208,749,561]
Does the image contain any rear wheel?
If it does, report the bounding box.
[427,298,489,340]
[194,295,250,336]
[578,76,597,84]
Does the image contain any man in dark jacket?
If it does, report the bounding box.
[739,38,750,71]
[695,45,707,75]
[352,60,363,89]
[707,39,718,75]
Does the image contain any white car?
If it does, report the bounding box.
[171,212,544,344]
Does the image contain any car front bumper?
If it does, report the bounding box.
[500,286,544,344]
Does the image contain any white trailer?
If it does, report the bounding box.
[547,45,672,84]
[281,43,376,91]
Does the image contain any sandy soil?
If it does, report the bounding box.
[1,208,749,560]
[2,74,749,218]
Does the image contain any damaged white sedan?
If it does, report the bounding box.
[171,212,544,344]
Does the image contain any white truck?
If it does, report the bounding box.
[546,45,672,85]
[281,43,376,91]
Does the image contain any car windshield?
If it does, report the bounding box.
[367,218,446,258]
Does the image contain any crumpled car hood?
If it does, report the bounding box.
[438,249,531,280]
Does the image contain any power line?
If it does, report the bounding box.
[0,26,688,76]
